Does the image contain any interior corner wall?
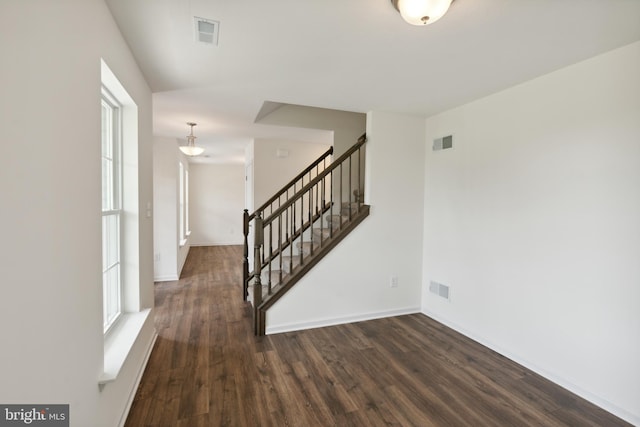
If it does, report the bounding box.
[266,111,425,333]
[253,139,332,208]
[421,41,640,424]
[0,1,155,426]
[189,163,245,246]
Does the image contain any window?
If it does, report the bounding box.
[185,169,190,237]
[101,89,122,333]
[179,161,190,246]
[100,59,150,384]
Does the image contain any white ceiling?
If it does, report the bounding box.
[105,0,640,163]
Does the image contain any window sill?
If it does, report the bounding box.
[99,308,152,385]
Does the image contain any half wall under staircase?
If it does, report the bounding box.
[243,134,369,335]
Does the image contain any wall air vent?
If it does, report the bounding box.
[194,17,219,46]
[433,135,453,151]
[429,280,450,301]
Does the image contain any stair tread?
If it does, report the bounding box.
[327,214,350,222]
[296,241,319,254]
[261,269,286,283]
[326,214,351,229]
[259,206,367,284]
[340,202,363,216]
[280,255,302,273]
[313,228,332,237]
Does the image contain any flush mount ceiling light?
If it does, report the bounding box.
[179,122,205,156]
[391,0,453,26]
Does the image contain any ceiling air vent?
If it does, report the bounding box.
[194,17,219,46]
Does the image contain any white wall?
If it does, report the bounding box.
[189,164,245,246]
[253,139,332,208]
[422,41,640,424]
[257,106,367,199]
[257,105,366,157]
[267,111,425,332]
[153,136,191,281]
[0,1,154,426]
[153,137,177,280]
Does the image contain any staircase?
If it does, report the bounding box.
[243,134,369,335]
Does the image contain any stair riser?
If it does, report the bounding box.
[296,241,319,256]
[340,203,362,216]
[326,214,350,225]
[312,229,331,241]
[260,270,285,285]
[261,209,357,283]
[280,256,301,274]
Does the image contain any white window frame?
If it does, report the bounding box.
[185,168,191,237]
[100,59,152,385]
[179,162,186,246]
[101,86,124,334]
[178,161,191,246]
[101,88,123,334]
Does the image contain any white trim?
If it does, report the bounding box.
[189,241,243,247]
[116,331,157,427]
[101,89,124,334]
[177,246,190,277]
[421,309,639,426]
[179,161,187,243]
[154,275,179,282]
[265,306,421,335]
[100,309,152,384]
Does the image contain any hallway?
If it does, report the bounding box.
[125,246,630,426]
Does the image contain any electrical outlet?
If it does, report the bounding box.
[390,275,398,288]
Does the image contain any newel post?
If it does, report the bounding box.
[253,212,264,335]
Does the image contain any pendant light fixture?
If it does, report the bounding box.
[391,0,453,26]
[179,122,205,156]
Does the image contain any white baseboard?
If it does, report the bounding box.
[154,275,179,282]
[189,242,243,247]
[266,306,421,335]
[421,309,639,426]
[117,330,158,427]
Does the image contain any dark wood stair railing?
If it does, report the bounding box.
[243,145,334,301]
[243,134,369,335]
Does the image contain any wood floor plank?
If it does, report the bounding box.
[125,246,632,427]
[290,360,340,423]
[293,331,362,415]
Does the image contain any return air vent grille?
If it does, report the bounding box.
[433,135,453,151]
[194,17,219,46]
[429,280,450,300]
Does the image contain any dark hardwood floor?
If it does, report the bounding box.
[125,245,630,426]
